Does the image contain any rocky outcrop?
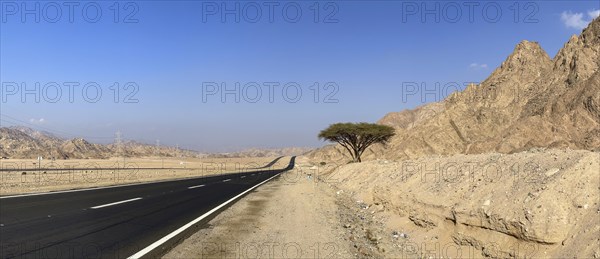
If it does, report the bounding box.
[313,149,599,258]
[303,17,600,259]
[309,17,600,163]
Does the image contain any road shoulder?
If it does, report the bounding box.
[164,170,355,259]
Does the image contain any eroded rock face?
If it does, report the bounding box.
[309,17,600,163]
[302,19,600,259]
[317,149,600,258]
[378,102,446,130]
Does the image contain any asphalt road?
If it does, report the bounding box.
[0,156,286,172]
[0,157,295,259]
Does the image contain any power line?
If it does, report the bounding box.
[115,130,125,168]
[115,130,123,155]
[0,104,109,136]
[0,115,81,138]
[0,113,113,140]
[0,118,161,148]
[156,139,164,168]
[0,114,192,153]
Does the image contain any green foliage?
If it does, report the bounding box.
[318,122,395,162]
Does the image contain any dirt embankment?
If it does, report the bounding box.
[164,150,598,258]
[300,149,600,258]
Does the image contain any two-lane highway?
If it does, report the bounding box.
[0,157,295,258]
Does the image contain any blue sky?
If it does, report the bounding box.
[1,0,599,152]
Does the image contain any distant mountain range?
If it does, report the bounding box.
[0,126,313,159]
[206,147,314,158]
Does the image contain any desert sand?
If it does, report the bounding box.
[0,157,287,196]
[167,149,599,258]
[164,163,354,259]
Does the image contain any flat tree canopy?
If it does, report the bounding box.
[318,122,395,163]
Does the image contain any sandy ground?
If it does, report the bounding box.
[164,166,355,259]
[301,149,600,258]
[167,149,599,259]
[0,157,285,196]
[10,150,594,258]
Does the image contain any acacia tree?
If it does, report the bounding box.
[318,123,395,163]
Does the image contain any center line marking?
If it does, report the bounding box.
[128,172,282,259]
[90,197,142,209]
[222,179,231,182]
[188,185,205,189]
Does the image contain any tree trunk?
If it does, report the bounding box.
[352,148,362,163]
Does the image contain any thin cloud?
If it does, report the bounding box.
[469,63,488,70]
[561,9,600,30]
[29,118,46,124]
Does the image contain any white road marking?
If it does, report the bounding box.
[0,175,210,199]
[222,179,231,182]
[90,197,142,209]
[241,176,246,178]
[187,185,205,189]
[127,173,281,259]
[1,158,291,199]
[0,170,268,199]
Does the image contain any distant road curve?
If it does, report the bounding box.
[0,157,295,258]
[255,156,284,168]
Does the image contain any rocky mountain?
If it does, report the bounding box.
[0,127,60,159]
[206,147,313,158]
[0,126,199,159]
[308,17,600,162]
[0,126,311,159]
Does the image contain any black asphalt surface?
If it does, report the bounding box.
[0,157,295,259]
[0,156,286,172]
